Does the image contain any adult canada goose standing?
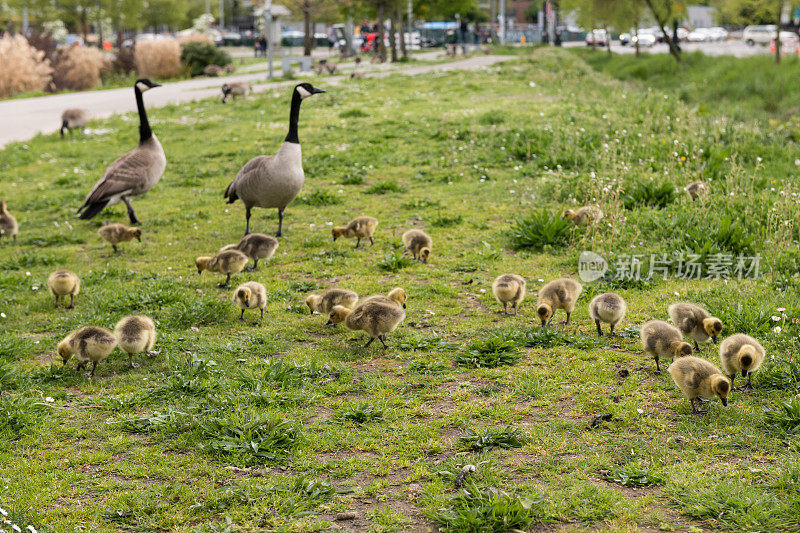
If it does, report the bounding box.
[77,79,166,224]
[224,82,326,237]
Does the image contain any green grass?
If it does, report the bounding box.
[2,47,800,531]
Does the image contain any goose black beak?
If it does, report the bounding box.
[712,336,718,344]
[152,82,162,88]
[324,319,333,326]
[136,236,141,242]
[541,319,547,327]
[742,369,748,377]
[311,86,326,94]
[721,398,728,407]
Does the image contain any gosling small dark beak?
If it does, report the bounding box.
[742,369,748,377]
[312,86,326,94]
[721,398,728,407]
[712,336,718,344]
[541,319,547,327]
[402,303,406,309]
[136,236,141,242]
[325,319,333,326]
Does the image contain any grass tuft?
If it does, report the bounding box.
[459,426,525,451]
[455,333,522,368]
[426,484,545,533]
[508,211,573,251]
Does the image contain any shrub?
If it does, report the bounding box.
[134,38,182,78]
[51,44,107,91]
[426,484,544,533]
[459,427,525,451]
[181,41,231,77]
[455,333,521,368]
[111,46,136,75]
[508,211,573,251]
[622,180,676,209]
[765,397,800,434]
[0,33,53,97]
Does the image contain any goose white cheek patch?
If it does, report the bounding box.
[136,82,150,93]
[296,86,312,99]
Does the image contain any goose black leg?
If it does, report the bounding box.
[364,337,375,348]
[370,237,375,246]
[694,340,701,352]
[244,207,252,236]
[67,294,74,309]
[91,361,98,377]
[112,244,119,253]
[276,208,285,237]
[54,295,59,308]
[246,258,259,272]
[355,238,361,248]
[379,335,389,349]
[565,312,571,325]
[610,323,615,337]
[260,308,264,320]
[655,356,661,373]
[122,196,141,225]
[218,273,231,288]
[596,319,603,337]
[239,309,245,321]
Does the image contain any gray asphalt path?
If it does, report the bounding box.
[0,53,512,148]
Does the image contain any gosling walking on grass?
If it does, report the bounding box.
[668,302,723,351]
[589,292,626,337]
[114,315,156,368]
[326,299,405,349]
[47,270,80,309]
[195,249,248,287]
[220,233,278,271]
[402,229,432,263]
[536,278,582,326]
[233,281,267,321]
[719,333,764,391]
[669,356,730,415]
[57,326,117,377]
[640,320,692,373]
[0,199,18,242]
[306,288,359,315]
[98,223,141,253]
[332,216,378,248]
[492,274,526,315]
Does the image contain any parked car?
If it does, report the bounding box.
[772,31,800,50]
[687,28,711,42]
[708,27,729,41]
[631,30,657,48]
[585,29,608,47]
[619,32,631,45]
[743,25,777,46]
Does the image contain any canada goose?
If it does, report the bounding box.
[589,292,626,337]
[305,288,359,315]
[220,233,278,271]
[114,315,156,368]
[332,216,379,248]
[77,79,165,224]
[204,64,223,76]
[562,206,603,226]
[97,223,141,253]
[326,300,405,349]
[402,229,432,263]
[668,303,723,351]
[364,287,407,309]
[47,269,80,309]
[56,326,117,377]
[668,356,730,415]
[60,108,89,138]
[233,281,267,320]
[536,278,583,326]
[221,81,251,103]
[719,333,765,391]
[0,199,18,242]
[195,249,248,287]
[492,274,526,315]
[686,181,707,201]
[224,82,326,237]
[640,320,692,372]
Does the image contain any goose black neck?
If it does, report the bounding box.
[284,90,302,144]
[135,86,152,143]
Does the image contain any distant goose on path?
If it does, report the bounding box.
[77,79,166,224]
[224,82,326,237]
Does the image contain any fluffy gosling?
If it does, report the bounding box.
[0,199,19,242]
[668,302,723,351]
[56,326,117,377]
[668,356,731,415]
[233,281,267,321]
[685,181,707,200]
[364,287,408,309]
[98,223,141,253]
[719,333,765,391]
[332,216,379,248]
[640,320,692,373]
[492,274,526,315]
[114,315,156,368]
[402,229,432,263]
[562,206,603,226]
[589,292,627,337]
[305,288,359,315]
[326,300,405,349]
[220,233,278,271]
[47,269,80,309]
[536,278,583,326]
[195,249,248,287]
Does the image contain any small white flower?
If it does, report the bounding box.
[774,326,782,333]
[674,292,680,297]
[25,272,30,276]
[637,409,643,414]
[27,526,38,533]
[528,81,536,87]
[45,397,54,403]
[480,289,486,293]
[538,279,544,282]
[772,316,781,322]
[0,313,5,318]
[777,307,786,312]
[0,507,7,516]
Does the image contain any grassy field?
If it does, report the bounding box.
[2,47,800,532]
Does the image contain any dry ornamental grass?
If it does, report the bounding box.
[134,37,182,78]
[0,33,52,97]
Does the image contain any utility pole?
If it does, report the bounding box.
[219,0,225,28]
[206,0,210,15]
[499,0,506,45]
[407,0,413,38]
[264,2,274,78]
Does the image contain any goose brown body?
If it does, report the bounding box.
[196,249,248,287]
[668,356,731,414]
[0,199,18,241]
[332,216,379,247]
[98,223,141,252]
[233,281,267,320]
[56,326,117,376]
[402,229,432,263]
[589,292,627,336]
[536,278,582,326]
[668,302,723,350]
[562,206,603,226]
[306,288,359,314]
[327,300,405,348]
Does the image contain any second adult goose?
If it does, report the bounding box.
[77,79,166,224]
[224,82,326,237]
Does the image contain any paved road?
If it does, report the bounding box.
[0,53,511,148]
[563,39,789,57]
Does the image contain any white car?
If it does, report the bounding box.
[631,30,657,47]
[743,25,777,46]
[687,28,711,42]
[708,27,729,41]
[585,29,608,47]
